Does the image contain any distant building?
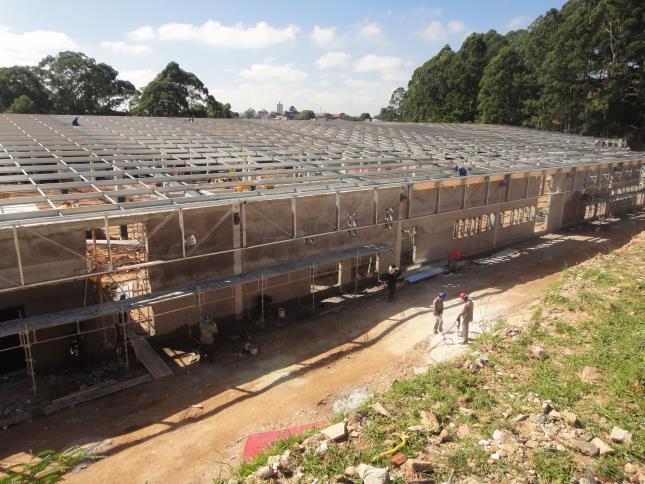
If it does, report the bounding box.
[277,102,284,115]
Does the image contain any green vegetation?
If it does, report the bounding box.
[378,0,645,143]
[0,447,100,483]
[224,235,644,482]
[1,52,235,118]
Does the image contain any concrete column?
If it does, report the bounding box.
[393,221,403,267]
[337,259,353,288]
[232,205,243,320]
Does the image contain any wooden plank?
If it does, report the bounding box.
[44,374,151,415]
[128,333,173,379]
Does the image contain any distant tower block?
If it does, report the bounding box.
[277,102,284,115]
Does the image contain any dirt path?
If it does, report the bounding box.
[1,217,642,483]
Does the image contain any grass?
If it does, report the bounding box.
[222,235,644,483]
[0,447,100,483]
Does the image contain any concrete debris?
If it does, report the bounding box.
[405,459,434,473]
[301,433,327,451]
[591,437,613,455]
[420,410,441,434]
[370,402,390,418]
[389,452,407,466]
[253,465,274,480]
[478,439,491,447]
[496,326,522,339]
[439,428,450,443]
[564,436,599,456]
[529,345,549,360]
[315,442,328,454]
[407,425,426,433]
[610,426,632,444]
[356,463,389,484]
[490,452,500,461]
[515,414,528,422]
[321,422,347,442]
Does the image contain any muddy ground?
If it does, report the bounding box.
[0,216,642,483]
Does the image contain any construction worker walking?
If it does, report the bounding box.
[199,314,218,363]
[456,292,474,344]
[432,291,447,334]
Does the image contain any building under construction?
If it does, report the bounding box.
[0,114,643,393]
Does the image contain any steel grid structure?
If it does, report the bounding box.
[1,114,641,225]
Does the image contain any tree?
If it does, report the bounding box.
[478,46,530,124]
[298,109,315,120]
[132,62,218,117]
[38,51,135,114]
[244,108,256,119]
[288,105,298,113]
[257,109,269,119]
[6,95,38,114]
[359,112,371,120]
[0,66,50,113]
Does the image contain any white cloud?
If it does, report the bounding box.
[311,26,336,46]
[415,20,468,42]
[0,25,77,66]
[240,63,308,82]
[128,25,156,42]
[101,41,150,54]
[357,21,384,42]
[157,21,299,48]
[315,51,350,70]
[120,69,156,88]
[355,54,408,81]
[506,16,529,30]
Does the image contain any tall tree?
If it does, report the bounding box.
[478,46,530,124]
[132,62,217,117]
[38,51,135,114]
[0,66,51,113]
[6,95,39,114]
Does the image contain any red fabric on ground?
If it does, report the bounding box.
[243,421,327,460]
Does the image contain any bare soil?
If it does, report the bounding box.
[0,216,642,483]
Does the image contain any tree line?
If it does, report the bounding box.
[377,0,644,143]
[0,51,236,118]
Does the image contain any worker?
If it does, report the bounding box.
[386,264,401,301]
[456,292,474,344]
[199,314,218,363]
[72,116,80,126]
[453,165,468,176]
[433,291,447,334]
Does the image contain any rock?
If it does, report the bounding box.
[549,410,562,420]
[526,440,539,449]
[459,407,475,418]
[578,477,599,484]
[406,459,434,473]
[515,414,528,422]
[350,430,359,438]
[356,463,389,484]
[567,438,599,456]
[315,441,328,454]
[407,425,426,432]
[254,465,274,480]
[580,366,599,383]
[439,428,450,443]
[492,429,514,443]
[541,401,554,414]
[478,439,491,447]
[624,463,636,475]
[322,422,348,442]
[302,433,326,451]
[562,411,579,426]
[457,424,471,438]
[610,426,632,444]
[591,437,613,455]
[370,402,391,418]
[462,359,472,369]
[420,411,441,433]
[345,465,357,477]
[490,452,500,461]
[529,346,548,360]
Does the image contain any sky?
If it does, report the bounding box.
[0,0,566,115]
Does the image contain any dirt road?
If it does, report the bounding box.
[1,217,642,483]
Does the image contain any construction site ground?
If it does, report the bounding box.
[0,215,643,483]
